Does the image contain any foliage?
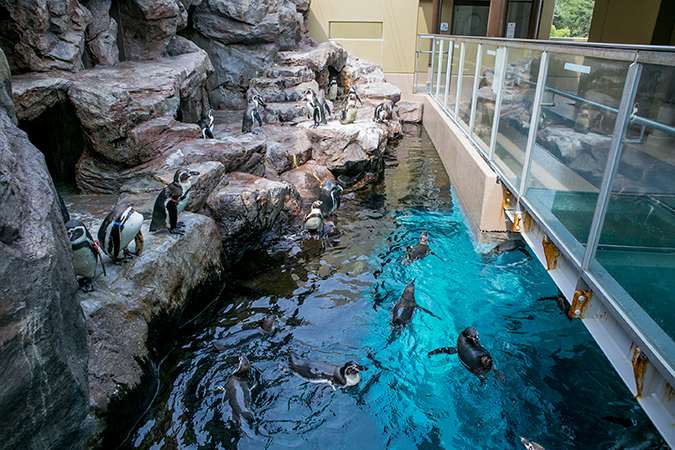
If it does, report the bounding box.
[550,24,571,38]
[551,0,595,38]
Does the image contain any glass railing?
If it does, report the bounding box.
[416,35,675,379]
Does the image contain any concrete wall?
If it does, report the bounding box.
[589,0,662,44]
[307,0,420,73]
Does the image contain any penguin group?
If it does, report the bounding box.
[62,167,200,292]
[302,178,344,236]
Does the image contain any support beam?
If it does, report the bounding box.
[487,0,510,38]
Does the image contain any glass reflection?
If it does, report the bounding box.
[471,44,501,156]
[457,42,479,132]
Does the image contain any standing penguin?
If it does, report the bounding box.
[390,279,440,331]
[574,105,591,134]
[98,204,144,264]
[66,220,106,292]
[328,77,339,102]
[340,98,358,125]
[242,95,266,134]
[221,354,255,425]
[318,179,343,218]
[428,326,505,386]
[303,88,327,128]
[200,109,215,139]
[150,168,200,236]
[344,86,363,107]
[303,200,324,234]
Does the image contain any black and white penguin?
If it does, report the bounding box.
[289,353,368,388]
[488,235,527,255]
[390,279,440,331]
[328,77,339,102]
[575,105,591,134]
[343,86,363,107]
[66,220,106,292]
[401,231,438,266]
[149,168,200,236]
[303,88,327,128]
[199,109,215,139]
[242,95,266,134]
[221,354,255,425]
[318,179,343,218]
[340,98,358,125]
[303,200,324,234]
[213,315,278,352]
[428,326,505,386]
[97,204,144,264]
[317,88,331,121]
[373,100,394,124]
[519,436,546,450]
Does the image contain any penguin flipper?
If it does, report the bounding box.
[493,369,506,382]
[112,223,122,262]
[134,230,144,256]
[167,199,179,231]
[417,305,441,320]
[428,346,457,357]
[97,249,107,277]
[253,110,262,128]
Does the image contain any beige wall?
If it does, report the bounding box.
[588,0,662,44]
[308,0,420,73]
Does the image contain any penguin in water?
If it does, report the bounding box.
[66,220,106,292]
[213,315,277,352]
[149,168,200,236]
[390,279,440,331]
[289,353,368,388]
[303,88,328,128]
[340,98,358,125]
[488,235,529,257]
[220,353,255,425]
[401,231,439,266]
[519,436,546,450]
[328,77,339,102]
[199,109,215,139]
[242,95,266,134]
[98,204,144,264]
[318,179,343,218]
[303,200,324,234]
[428,326,505,386]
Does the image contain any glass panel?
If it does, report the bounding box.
[429,39,440,94]
[492,48,542,189]
[451,5,489,36]
[592,62,675,352]
[523,53,631,261]
[457,42,479,132]
[506,1,532,39]
[416,37,433,94]
[446,41,462,116]
[471,44,501,156]
[434,40,448,101]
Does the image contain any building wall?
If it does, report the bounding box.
[588,0,662,44]
[307,0,420,73]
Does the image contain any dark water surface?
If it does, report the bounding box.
[126,124,647,450]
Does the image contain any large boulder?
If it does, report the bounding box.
[0,50,16,123]
[0,109,88,449]
[74,213,223,449]
[277,42,348,88]
[84,0,119,67]
[11,73,71,122]
[397,100,424,123]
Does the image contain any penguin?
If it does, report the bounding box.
[390,279,440,331]
[488,235,528,256]
[303,88,326,128]
[221,354,255,425]
[97,204,144,264]
[373,100,394,124]
[519,436,546,450]
[213,315,278,352]
[149,168,200,236]
[574,105,591,134]
[428,326,506,386]
[343,86,363,107]
[401,231,438,266]
[66,220,106,292]
[303,200,324,234]
[317,88,331,121]
[340,98,358,125]
[318,179,343,218]
[57,191,70,223]
[199,109,214,139]
[328,77,338,102]
[242,95,266,134]
[288,353,368,388]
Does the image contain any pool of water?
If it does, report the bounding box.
[125,124,648,450]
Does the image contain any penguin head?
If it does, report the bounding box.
[174,168,200,185]
[311,200,323,211]
[66,220,88,244]
[342,361,368,376]
[480,354,494,371]
[233,353,251,378]
[403,279,415,296]
[260,315,277,334]
[462,327,480,344]
[252,95,266,108]
[418,230,429,245]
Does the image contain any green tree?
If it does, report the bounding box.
[550,24,571,37]
[551,0,595,38]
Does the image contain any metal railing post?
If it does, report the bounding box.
[454,42,466,119]
[429,37,436,94]
[518,51,549,196]
[443,39,453,110]
[488,47,509,161]
[435,39,444,99]
[581,61,643,271]
[469,44,483,135]
[414,35,422,94]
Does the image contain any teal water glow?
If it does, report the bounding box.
[127,125,647,450]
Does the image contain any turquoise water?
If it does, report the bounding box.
[127,124,647,450]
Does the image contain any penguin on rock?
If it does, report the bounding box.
[303,88,328,128]
[98,204,144,264]
[200,109,215,139]
[150,168,200,236]
[242,95,266,134]
[328,77,339,102]
[318,179,344,218]
[66,220,106,292]
[303,200,324,234]
[340,98,358,125]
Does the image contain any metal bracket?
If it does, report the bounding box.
[542,234,561,271]
[570,289,593,319]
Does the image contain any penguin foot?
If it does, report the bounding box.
[251,130,259,135]
[123,248,135,259]
[175,221,185,229]
[79,277,95,292]
[169,228,185,236]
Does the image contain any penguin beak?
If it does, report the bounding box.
[188,170,200,177]
[349,363,368,373]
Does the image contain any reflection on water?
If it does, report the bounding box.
[126,124,648,450]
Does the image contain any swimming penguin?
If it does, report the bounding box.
[303,200,324,234]
[242,94,266,134]
[401,231,438,266]
[318,179,343,218]
[390,280,440,330]
[221,353,255,425]
[200,109,214,139]
[373,100,394,124]
[97,204,144,264]
[66,220,106,292]
[288,353,368,388]
[303,88,328,128]
[340,98,358,125]
[575,105,591,134]
[488,235,527,255]
[428,326,505,386]
[519,436,546,450]
[149,168,200,236]
[213,315,278,352]
[328,77,338,102]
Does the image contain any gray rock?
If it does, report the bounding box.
[0,50,16,124]
[279,159,335,204]
[84,0,119,67]
[397,100,424,123]
[277,42,348,88]
[11,73,72,122]
[345,54,387,86]
[0,110,89,450]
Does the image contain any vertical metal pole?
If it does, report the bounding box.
[454,42,466,119]
[429,37,436,94]
[435,39,445,99]
[443,40,453,110]
[518,51,549,196]
[469,44,483,135]
[489,46,509,161]
[415,35,422,94]
[581,62,643,271]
